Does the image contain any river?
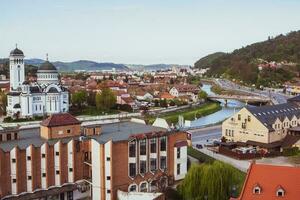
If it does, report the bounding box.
[191,84,245,127]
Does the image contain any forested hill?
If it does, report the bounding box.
[194,31,300,87]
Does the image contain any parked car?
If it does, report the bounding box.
[196,144,203,149]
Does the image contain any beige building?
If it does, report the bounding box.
[222,102,300,149]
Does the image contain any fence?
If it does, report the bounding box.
[219,146,262,160]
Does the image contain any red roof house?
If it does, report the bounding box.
[232,162,300,200]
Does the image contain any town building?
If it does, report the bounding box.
[222,101,300,151]
[169,84,200,102]
[232,162,300,200]
[6,47,69,118]
[0,113,188,200]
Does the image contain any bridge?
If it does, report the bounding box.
[208,94,271,105]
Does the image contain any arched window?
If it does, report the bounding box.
[139,182,148,192]
[128,184,137,192]
[253,185,261,194]
[150,181,157,192]
[277,188,285,197]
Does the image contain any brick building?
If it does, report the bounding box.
[0,113,188,200]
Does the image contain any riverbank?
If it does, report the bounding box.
[146,102,222,125]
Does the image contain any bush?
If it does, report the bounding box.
[282,147,300,156]
[3,116,13,122]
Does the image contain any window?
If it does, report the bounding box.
[238,114,241,120]
[140,160,147,175]
[140,139,146,155]
[129,163,136,178]
[140,182,147,192]
[56,170,60,175]
[0,134,2,142]
[106,176,111,180]
[14,132,18,139]
[129,184,137,192]
[150,138,157,153]
[42,173,46,177]
[150,181,157,192]
[69,168,73,172]
[56,152,59,156]
[60,193,65,200]
[12,178,17,183]
[248,115,251,122]
[177,163,181,175]
[107,190,111,194]
[253,186,261,194]
[27,156,31,161]
[177,148,181,159]
[67,129,71,134]
[129,141,136,157]
[42,153,46,158]
[160,156,167,170]
[28,176,32,180]
[160,137,166,151]
[106,157,110,161]
[7,133,11,141]
[11,158,16,163]
[277,188,285,197]
[67,191,73,200]
[150,158,157,172]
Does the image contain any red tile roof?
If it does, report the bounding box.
[159,92,174,99]
[235,162,300,200]
[40,113,81,127]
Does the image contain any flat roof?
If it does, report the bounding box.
[0,121,167,152]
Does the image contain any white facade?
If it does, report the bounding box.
[6,48,69,118]
[174,146,187,181]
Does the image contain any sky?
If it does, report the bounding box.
[1,0,300,65]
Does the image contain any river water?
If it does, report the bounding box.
[191,84,245,127]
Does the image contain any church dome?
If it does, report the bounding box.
[38,61,57,71]
[10,48,24,56]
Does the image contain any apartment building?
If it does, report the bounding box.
[222,102,300,150]
[0,113,188,200]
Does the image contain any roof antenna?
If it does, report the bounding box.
[46,53,49,61]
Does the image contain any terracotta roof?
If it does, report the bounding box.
[236,162,300,200]
[159,92,174,99]
[173,84,200,93]
[40,113,81,127]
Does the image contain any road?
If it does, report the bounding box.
[189,125,222,145]
[215,79,290,105]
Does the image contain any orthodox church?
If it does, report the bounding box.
[6,47,69,118]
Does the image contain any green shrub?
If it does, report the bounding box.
[283,147,299,156]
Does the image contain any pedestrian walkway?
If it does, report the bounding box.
[195,147,251,172]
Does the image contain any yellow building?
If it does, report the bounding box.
[222,103,300,148]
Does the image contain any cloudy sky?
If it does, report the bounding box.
[1,0,300,65]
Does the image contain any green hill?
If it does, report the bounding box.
[194,52,226,69]
[195,31,300,87]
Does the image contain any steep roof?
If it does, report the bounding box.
[246,103,300,131]
[10,48,24,56]
[38,61,57,71]
[40,113,81,127]
[236,163,300,200]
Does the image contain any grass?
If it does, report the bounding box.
[147,102,221,125]
[288,151,300,165]
[187,146,215,163]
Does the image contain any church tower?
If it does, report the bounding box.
[9,45,25,91]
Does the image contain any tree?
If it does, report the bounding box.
[0,91,7,115]
[198,90,208,100]
[71,91,87,109]
[95,88,116,111]
[179,161,245,200]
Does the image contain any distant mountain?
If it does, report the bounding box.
[194,52,226,69]
[1,58,188,73]
[194,30,300,86]
[25,59,129,72]
[126,64,190,71]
